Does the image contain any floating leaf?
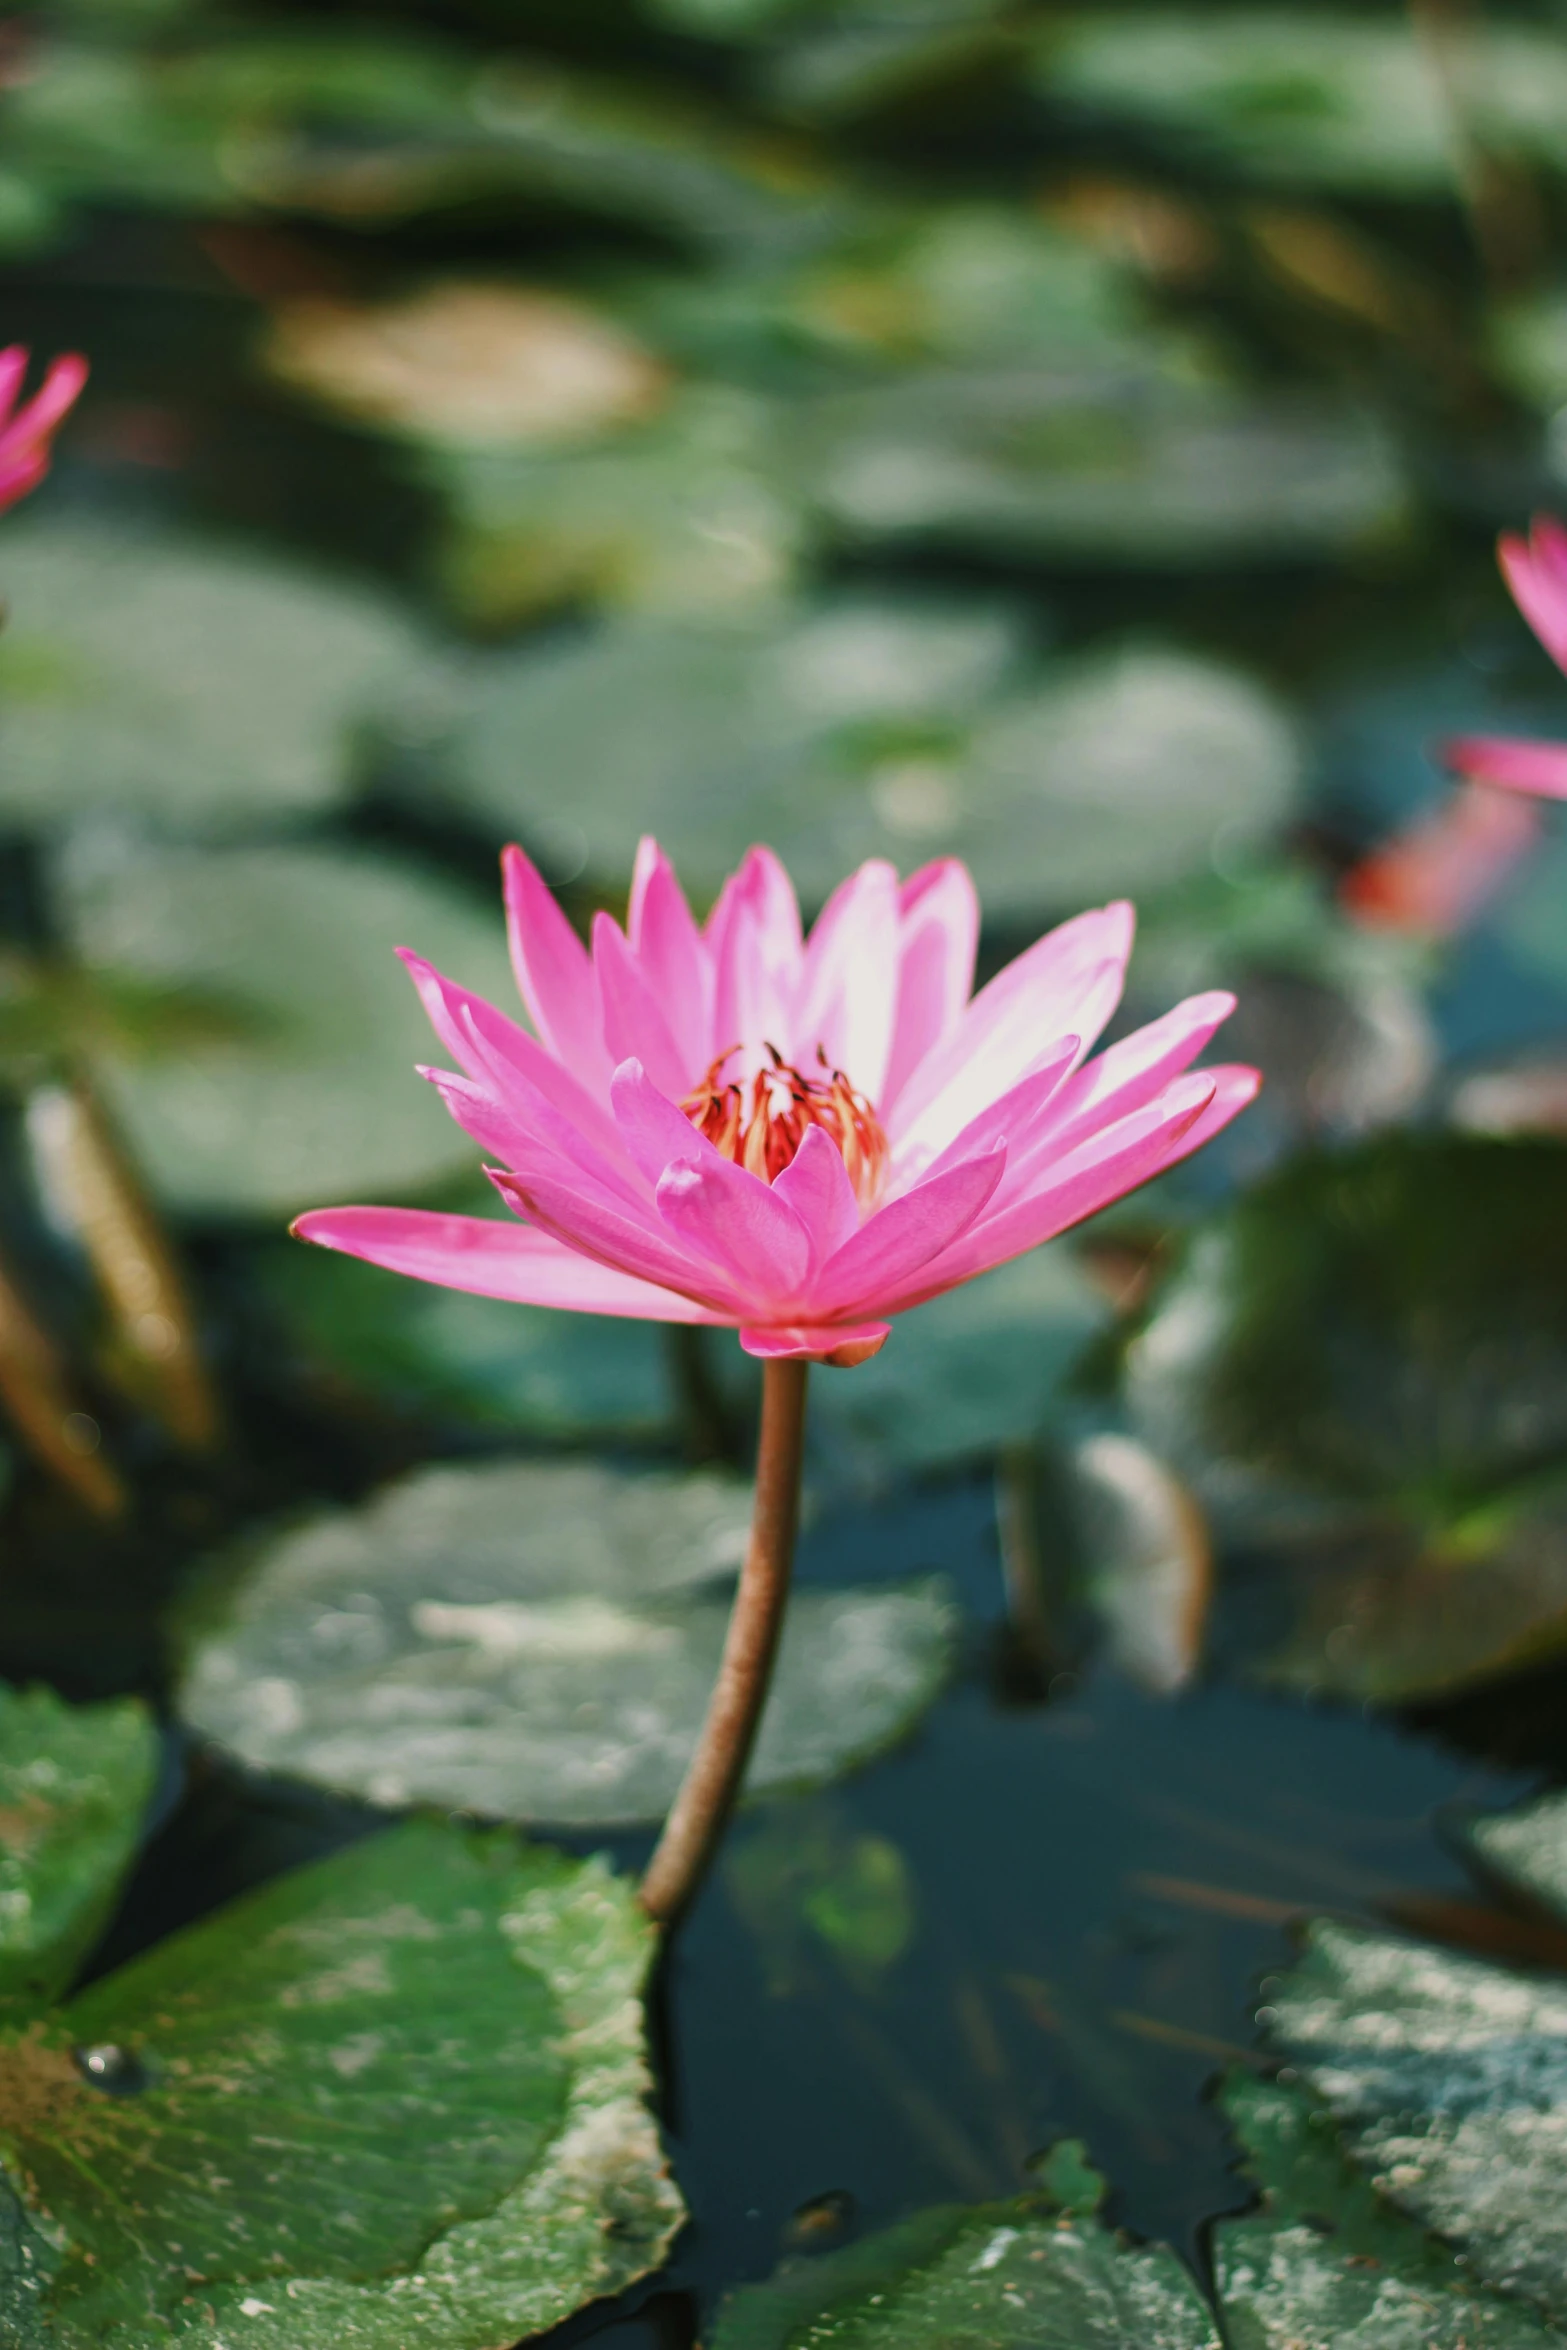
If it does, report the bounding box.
[710,2141,1221,2347]
[1035,14,1567,195]
[0,1814,682,2347]
[799,361,1406,567]
[1262,1915,1567,2329]
[726,1799,917,1996]
[0,519,429,835]
[247,1218,674,1443]
[1214,2070,1566,2348]
[435,599,1298,914]
[1464,1786,1567,1926]
[264,281,671,450]
[0,1684,157,2020]
[178,1458,956,1825]
[53,837,518,1218]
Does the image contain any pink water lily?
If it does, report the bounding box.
[296,840,1258,1365]
[0,346,87,514]
[1443,515,1567,800]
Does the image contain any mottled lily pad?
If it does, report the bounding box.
[248,1221,675,1443]
[52,836,518,1218]
[178,1459,956,1824]
[1035,14,1567,195]
[0,520,429,834]
[1214,2070,1566,2348]
[711,2141,1220,2347]
[0,1684,157,2019]
[0,1815,681,2348]
[435,599,1299,914]
[1123,1133,1567,1701]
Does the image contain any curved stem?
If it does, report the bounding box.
[640,1355,809,1929]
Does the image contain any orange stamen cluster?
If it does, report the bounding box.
[682,1045,889,1209]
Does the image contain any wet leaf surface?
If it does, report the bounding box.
[0,1813,681,2347]
[53,837,517,1218]
[178,1458,956,1823]
[0,1683,157,2019]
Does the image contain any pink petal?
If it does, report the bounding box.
[0,347,26,426]
[609,1056,730,1191]
[740,1321,890,1364]
[1023,991,1238,1163]
[906,1035,1081,1201]
[501,843,612,1086]
[1440,733,1567,802]
[1340,783,1542,933]
[656,1155,813,1304]
[900,1067,1257,1303]
[813,1142,1007,1321]
[6,351,88,442]
[593,911,692,1098]
[1502,523,1567,673]
[771,1122,861,1261]
[492,1163,743,1309]
[707,846,804,1072]
[400,951,630,1169]
[292,1205,723,1320]
[882,859,980,1110]
[627,836,713,1073]
[424,1061,643,1210]
[792,858,901,1105]
[891,950,1128,1177]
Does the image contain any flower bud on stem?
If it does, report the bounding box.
[639,1355,808,1929]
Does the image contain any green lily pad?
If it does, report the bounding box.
[435,599,1299,915]
[0,1685,157,2020]
[248,1221,675,1443]
[1261,1915,1567,2329]
[426,384,810,628]
[1123,1134,1567,1701]
[51,837,518,1219]
[710,2141,1221,2347]
[0,522,428,834]
[1214,2070,1567,2348]
[177,1458,956,1825]
[0,1814,682,2347]
[799,361,1405,568]
[1464,1787,1567,1925]
[1034,14,1567,195]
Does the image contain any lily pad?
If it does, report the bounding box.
[799,362,1406,567]
[435,599,1299,914]
[1214,2070,1567,2348]
[0,1813,682,2347]
[1035,14,1567,195]
[426,384,810,628]
[710,2141,1221,2347]
[177,1458,956,1825]
[0,519,429,834]
[0,1684,157,2019]
[247,1217,675,1443]
[1123,1133,1567,1700]
[51,836,518,1219]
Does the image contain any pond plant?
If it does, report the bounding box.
[297,840,1258,1921]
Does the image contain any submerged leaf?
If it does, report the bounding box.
[53,837,518,1218]
[0,1815,681,2346]
[178,1459,956,1824]
[0,1685,157,2020]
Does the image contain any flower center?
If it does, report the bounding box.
[681,1045,888,1209]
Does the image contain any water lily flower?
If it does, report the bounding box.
[296,840,1258,1367]
[0,347,88,513]
[1442,515,1567,800]
[296,840,1256,1925]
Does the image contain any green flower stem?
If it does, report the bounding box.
[640,1355,809,1928]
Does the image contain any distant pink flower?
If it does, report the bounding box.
[0,346,87,513]
[1340,778,1542,936]
[296,843,1258,1365]
[1442,515,1567,800]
